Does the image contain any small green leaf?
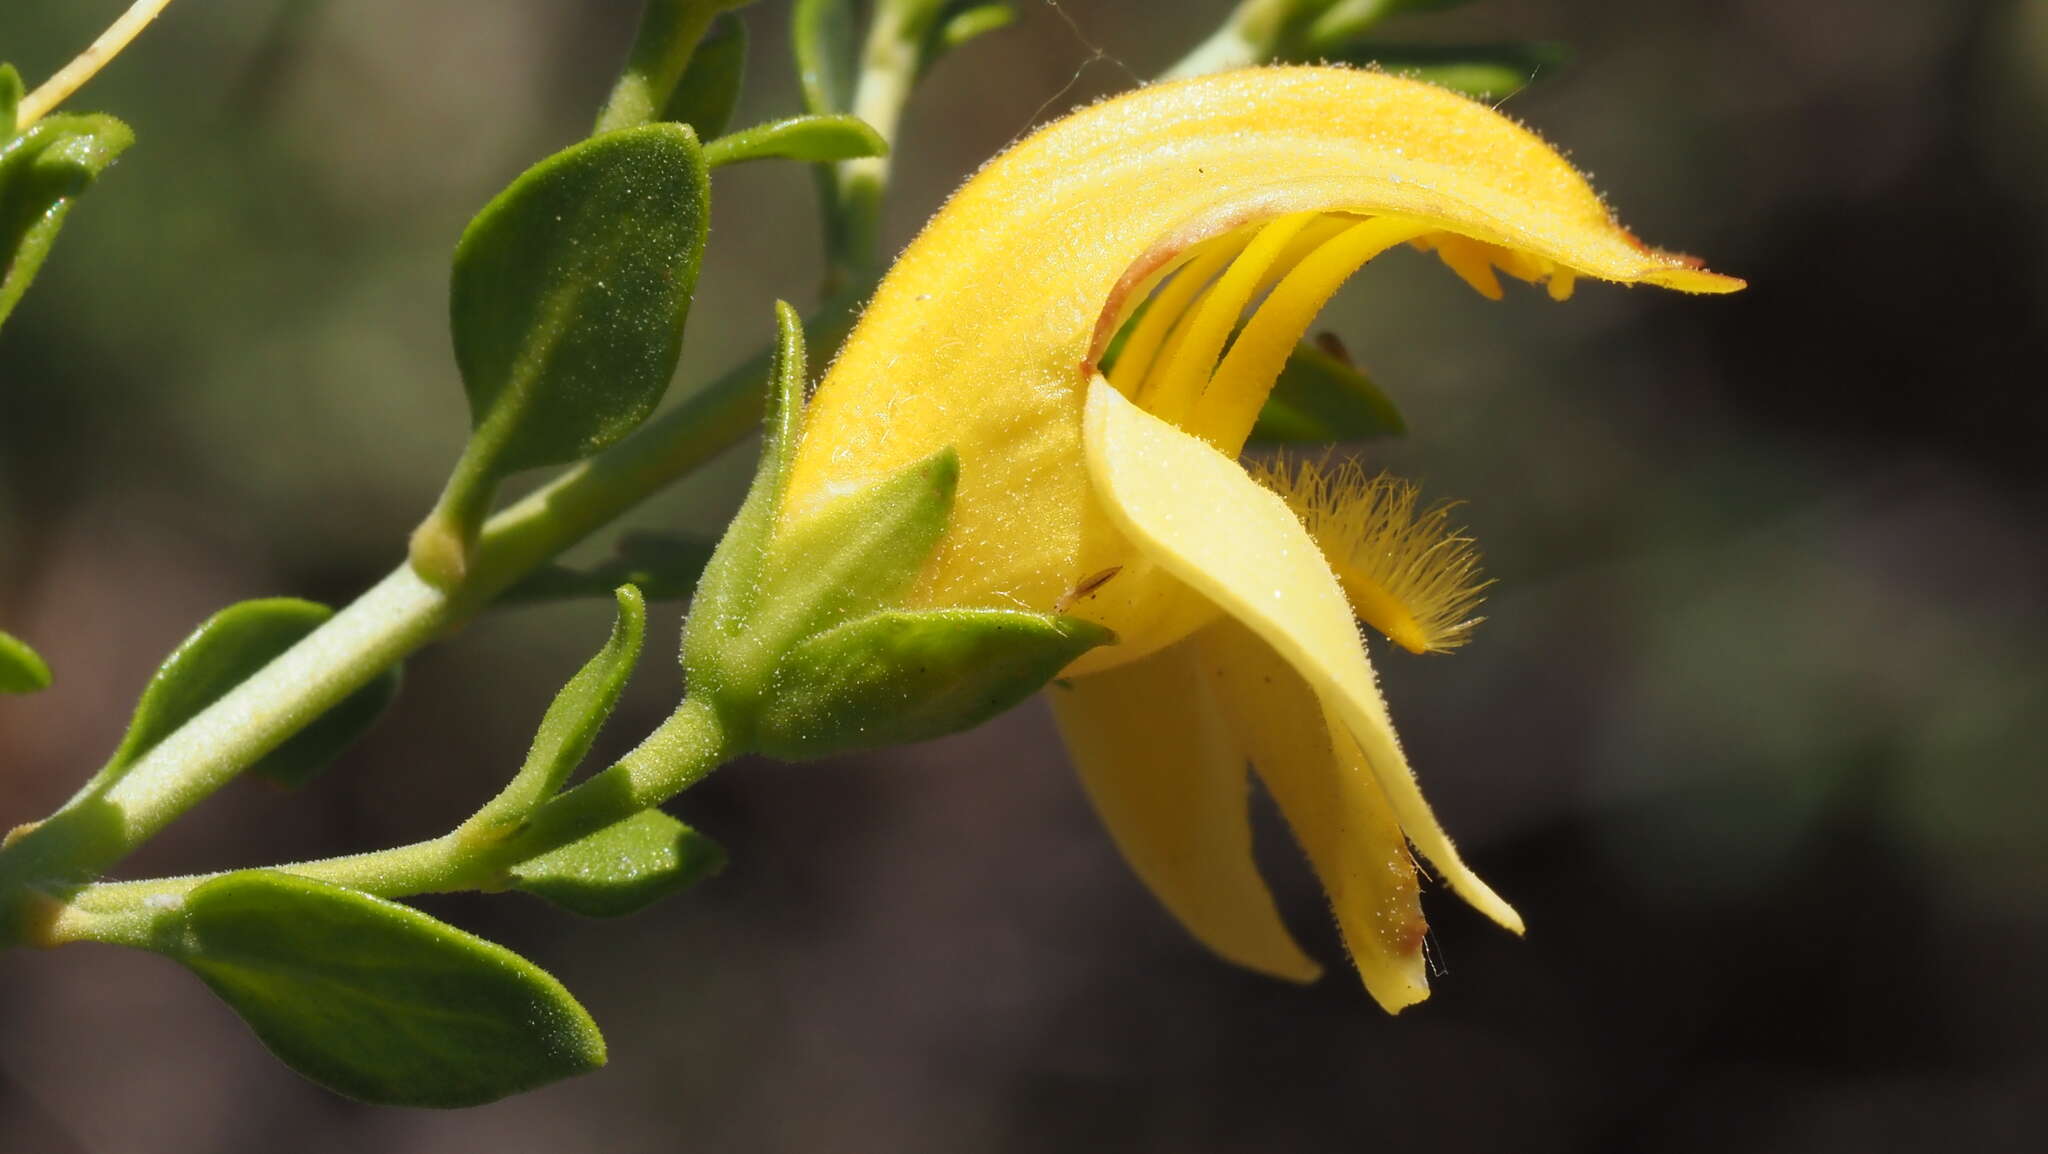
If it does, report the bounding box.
[753,609,1111,758]
[415,123,710,586]
[0,112,133,332]
[663,11,748,138]
[0,629,52,693]
[702,114,887,168]
[505,532,716,604]
[793,0,859,116]
[175,872,605,1107]
[935,3,1015,53]
[1345,41,1568,100]
[1250,338,1407,444]
[1,64,22,136]
[473,586,646,829]
[511,809,725,917]
[102,600,400,790]
[1306,0,1480,51]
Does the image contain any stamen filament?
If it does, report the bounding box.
[1141,212,1316,424]
[1108,233,1247,396]
[1190,216,1430,452]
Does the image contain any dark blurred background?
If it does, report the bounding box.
[2,1,2044,1150]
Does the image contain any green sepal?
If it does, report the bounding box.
[793,0,859,116]
[473,586,646,830]
[1,64,22,136]
[663,12,748,138]
[682,301,809,676]
[0,629,51,693]
[505,532,716,604]
[702,114,887,169]
[0,112,133,333]
[511,808,725,917]
[414,123,710,586]
[1343,41,1567,100]
[750,446,957,650]
[1250,339,1406,444]
[753,609,1112,759]
[100,599,401,792]
[172,871,605,1108]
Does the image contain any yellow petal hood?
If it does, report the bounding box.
[784,64,1737,637]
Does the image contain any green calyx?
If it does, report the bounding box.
[682,303,1111,757]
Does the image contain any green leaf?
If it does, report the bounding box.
[702,114,887,168]
[935,3,1015,53]
[102,600,401,790]
[511,809,725,917]
[0,629,52,693]
[1250,338,1406,444]
[416,123,710,586]
[0,112,133,332]
[505,532,716,604]
[1305,0,1480,51]
[476,586,646,828]
[1344,41,1568,100]
[174,872,604,1107]
[663,11,747,138]
[792,0,859,116]
[753,609,1112,758]
[1,64,22,137]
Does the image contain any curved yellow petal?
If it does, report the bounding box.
[1083,377,1524,935]
[1050,643,1321,983]
[784,66,1740,631]
[1196,617,1429,1012]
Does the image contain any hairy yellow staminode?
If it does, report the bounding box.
[1253,458,1491,655]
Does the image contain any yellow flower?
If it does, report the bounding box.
[783,66,1739,1010]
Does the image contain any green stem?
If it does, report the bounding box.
[0,303,857,930]
[35,698,729,950]
[1160,0,1314,80]
[594,0,732,135]
[822,0,922,289]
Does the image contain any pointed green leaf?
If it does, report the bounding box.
[0,112,133,332]
[474,586,646,829]
[935,4,1015,53]
[595,0,758,134]
[793,0,859,116]
[1305,0,1481,52]
[703,114,887,169]
[0,629,51,693]
[511,808,725,917]
[1,64,22,136]
[1250,338,1407,444]
[754,609,1112,758]
[102,600,400,790]
[175,872,605,1107]
[663,11,748,139]
[505,532,717,604]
